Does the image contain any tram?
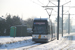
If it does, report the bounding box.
[32,18,56,42]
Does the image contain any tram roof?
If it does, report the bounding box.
[34,18,48,20]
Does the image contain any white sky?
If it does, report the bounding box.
[0,0,75,23]
[0,0,49,19]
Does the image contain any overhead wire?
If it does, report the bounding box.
[45,0,58,18]
[38,0,45,5]
[63,0,71,14]
[64,11,69,14]
[49,1,57,6]
[30,0,42,6]
[30,0,57,18]
[61,0,71,15]
[61,1,71,6]
[46,1,50,6]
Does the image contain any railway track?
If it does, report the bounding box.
[10,42,45,50]
[23,43,41,50]
[10,40,54,50]
[10,38,56,50]
[24,36,67,50]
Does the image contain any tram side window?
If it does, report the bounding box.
[48,25,50,34]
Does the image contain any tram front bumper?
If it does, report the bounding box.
[32,38,48,42]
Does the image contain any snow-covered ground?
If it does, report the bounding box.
[28,33,75,50]
[0,36,35,49]
[0,33,75,50]
[0,36,32,44]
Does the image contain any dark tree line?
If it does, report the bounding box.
[0,14,22,36]
[0,14,33,36]
[24,18,33,28]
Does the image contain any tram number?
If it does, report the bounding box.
[38,35,41,39]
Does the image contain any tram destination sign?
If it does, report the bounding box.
[34,22,45,24]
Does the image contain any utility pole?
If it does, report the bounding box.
[62,5,63,37]
[57,0,60,40]
[61,1,71,37]
[63,14,75,35]
[68,13,70,34]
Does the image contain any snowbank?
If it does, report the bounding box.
[0,36,32,45]
[0,36,34,49]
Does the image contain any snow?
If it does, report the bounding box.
[28,33,75,50]
[0,36,32,44]
[0,36,34,50]
[0,33,75,50]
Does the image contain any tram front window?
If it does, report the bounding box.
[33,26,47,34]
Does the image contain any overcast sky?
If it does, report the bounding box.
[0,0,75,24]
[0,0,48,19]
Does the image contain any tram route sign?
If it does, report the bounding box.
[49,0,57,2]
[34,22,45,24]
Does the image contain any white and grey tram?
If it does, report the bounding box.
[32,18,56,43]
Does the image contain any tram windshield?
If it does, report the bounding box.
[33,26,47,34]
